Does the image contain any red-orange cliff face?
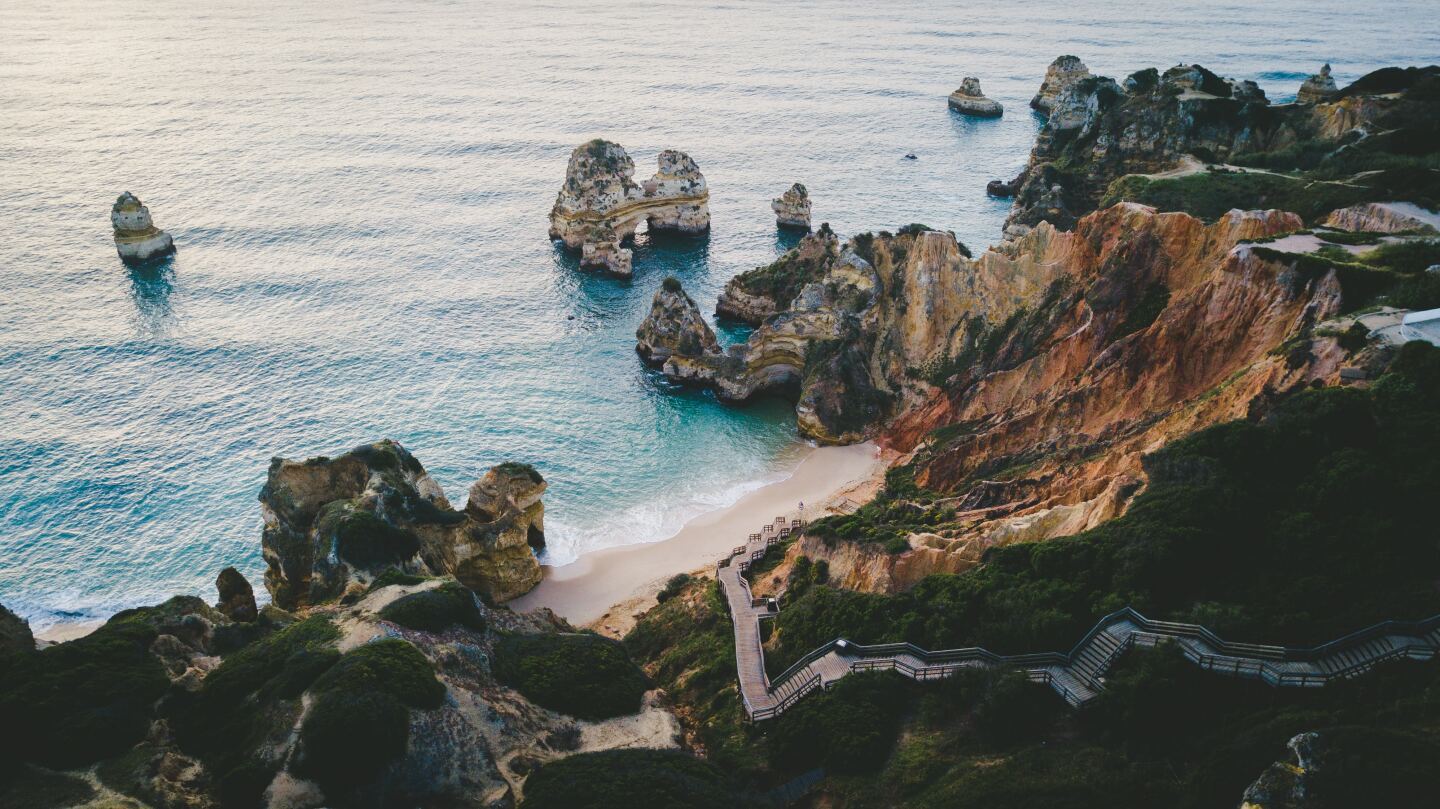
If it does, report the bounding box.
[786,203,1358,593]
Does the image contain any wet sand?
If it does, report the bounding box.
[508,442,884,630]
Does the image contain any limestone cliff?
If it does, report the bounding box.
[260,440,545,608]
[549,140,709,268]
[1030,55,1091,113]
[112,191,175,263]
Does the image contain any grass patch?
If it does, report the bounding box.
[522,748,746,809]
[494,633,648,720]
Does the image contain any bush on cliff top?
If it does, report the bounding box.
[0,612,168,769]
[494,632,649,720]
[770,342,1440,673]
[318,502,421,570]
[295,639,444,796]
[521,748,745,809]
[379,581,486,633]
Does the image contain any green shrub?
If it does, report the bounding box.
[0,766,96,808]
[1316,230,1382,246]
[495,460,545,484]
[766,672,909,773]
[367,569,429,591]
[1339,321,1371,351]
[1362,238,1440,274]
[656,573,691,603]
[974,671,1060,745]
[296,689,409,794]
[661,276,683,293]
[522,748,744,809]
[494,633,648,720]
[379,581,486,633]
[310,638,445,709]
[0,614,168,768]
[319,505,420,570]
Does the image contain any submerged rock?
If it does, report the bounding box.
[111,192,175,263]
[259,439,545,607]
[948,77,1003,117]
[214,567,257,623]
[549,140,709,266]
[1031,55,1091,113]
[1297,63,1341,104]
[772,182,813,230]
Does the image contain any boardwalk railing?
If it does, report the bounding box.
[715,520,1440,721]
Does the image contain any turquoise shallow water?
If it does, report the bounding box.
[1,0,1436,630]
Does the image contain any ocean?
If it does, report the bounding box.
[2,0,1435,631]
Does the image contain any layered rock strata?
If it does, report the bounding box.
[259,439,545,607]
[1030,55,1090,113]
[947,77,1003,117]
[715,225,840,324]
[1296,63,1340,104]
[111,191,175,262]
[1323,202,1439,235]
[772,182,812,230]
[549,140,709,269]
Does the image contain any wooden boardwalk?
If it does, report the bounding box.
[716,519,1440,721]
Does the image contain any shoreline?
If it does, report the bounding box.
[508,441,888,637]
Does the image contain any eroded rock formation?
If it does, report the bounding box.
[259,440,545,607]
[1296,64,1340,104]
[1030,55,1091,113]
[111,192,175,262]
[549,140,709,270]
[214,567,257,623]
[1323,202,1439,234]
[772,182,812,230]
[636,278,721,366]
[948,77,1003,117]
[715,225,840,324]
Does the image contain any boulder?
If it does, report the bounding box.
[549,140,709,256]
[1297,63,1341,104]
[214,567,258,623]
[259,439,545,608]
[112,192,175,263]
[636,278,722,367]
[772,182,812,230]
[0,601,34,654]
[1031,55,1091,113]
[947,77,1003,117]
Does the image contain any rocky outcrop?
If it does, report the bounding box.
[635,279,722,366]
[259,440,545,608]
[0,601,34,655]
[549,140,709,268]
[715,225,840,324]
[1296,64,1340,104]
[1240,732,1322,809]
[1031,55,1091,113]
[1323,202,1439,234]
[112,192,175,263]
[948,77,1003,117]
[214,567,257,623]
[772,183,812,230]
[579,224,633,277]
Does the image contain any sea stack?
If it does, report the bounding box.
[635,277,721,367]
[111,192,175,263]
[1031,55,1091,113]
[549,140,709,273]
[772,183,812,230]
[948,77,1003,117]
[1297,64,1341,103]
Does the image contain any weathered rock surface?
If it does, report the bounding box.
[1031,55,1091,113]
[215,567,258,623]
[715,225,840,324]
[1240,731,1322,809]
[259,440,545,608]
[772,182,812,230]
[636,279,721,366]
[549,140,709,267]
[1323,202,1440,234]
[112,191,175,262]
[0,601,34,654]
[1296,63,1340,104]
[948,77,1003,117]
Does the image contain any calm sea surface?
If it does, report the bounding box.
[2,0,1435,629]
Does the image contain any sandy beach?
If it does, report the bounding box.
[508,441,886,634]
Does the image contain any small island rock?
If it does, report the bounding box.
[111,192,175,263]
[1031,55,1091,113]
[1297,63,1341,104]
[772,183,812,230]
[948,77,1003,118]
[636,278,721,367]
[549,140,709,274]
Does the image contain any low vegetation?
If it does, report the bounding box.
[521,748,748,809]
[379,581,486,632]
[494,632,649,720]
